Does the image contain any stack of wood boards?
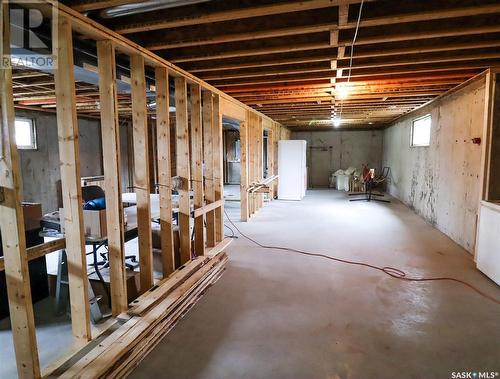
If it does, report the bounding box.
[46,241,230,378]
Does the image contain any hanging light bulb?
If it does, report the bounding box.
[336,84,349,100]
[332,117,341,127]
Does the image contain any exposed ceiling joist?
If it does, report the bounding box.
[115,0,364,34]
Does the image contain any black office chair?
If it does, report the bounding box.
[82,185,105,203]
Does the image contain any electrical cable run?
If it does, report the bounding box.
[223,209,500,305]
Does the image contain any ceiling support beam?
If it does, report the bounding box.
[116,0,364,34]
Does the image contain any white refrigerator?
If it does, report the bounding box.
[278,140,307,200]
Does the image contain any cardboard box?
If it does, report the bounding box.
[60,208,107,238]
[83,209,107,238]
[22,202,42,231]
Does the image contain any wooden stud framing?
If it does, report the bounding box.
[54,15,92,343]
[155,67,175,275]
[97,40,128,316]
[190,83,205,255]
[175,77,191,264]
[0,4,41,377]
[247,112,255,215]
[240,120,249,221]
[130,54,153,292]
[257,117,263,210]
[1,0,288,374]
[203,90,216,247]
[213,94,224,242]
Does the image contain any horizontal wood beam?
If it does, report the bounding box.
[0,238,67,272]
[193,199,223,219]
[200,52,500,81]
[342,3,500,30]
[147,23,336,51]
[221,77,465,93]
[352,24,500,47]
[211,67,485,87]
[242,92,444,105]
[116,0,362,34]
[170,42,329,63]
[189,40,500,73]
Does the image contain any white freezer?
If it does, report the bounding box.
[278,140,307,200]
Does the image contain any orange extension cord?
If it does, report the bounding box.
[224,209,500,306]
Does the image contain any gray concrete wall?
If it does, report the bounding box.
[382,76,486,253]
[292,130,383,187]
[17,110,104,214]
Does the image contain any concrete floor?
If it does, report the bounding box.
[129,189,500,379]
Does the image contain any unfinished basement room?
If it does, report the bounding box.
[1,0,500,378]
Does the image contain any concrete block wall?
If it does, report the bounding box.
[16,110,130,214]
[382,76,486,253]
[291,130,383,187]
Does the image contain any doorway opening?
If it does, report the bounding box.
[222,117,241,221]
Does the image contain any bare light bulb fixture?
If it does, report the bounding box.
[336,84,349,100]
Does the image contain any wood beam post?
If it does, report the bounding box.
[189,83,205,255]
[54,15,92,342]
[202,91,216,246]
[248,112,255,216]
[130,54,153,292]
[257,116,263,210]
[155,67,175,276]
[0,4,40,377]
[213,94,224,242]
[240,120,249,221]
[175,77,191,264]
[97,40,127,315]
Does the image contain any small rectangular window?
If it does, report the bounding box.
[411,115,431,147]
[15,118,37,150]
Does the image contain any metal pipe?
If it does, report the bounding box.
[100,0,211,19]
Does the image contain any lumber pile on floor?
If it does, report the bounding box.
[46,241,230,379]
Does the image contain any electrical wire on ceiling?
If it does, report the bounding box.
[223,209,500,306]
[339,0,364,122]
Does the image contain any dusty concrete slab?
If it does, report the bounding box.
[129,190,500,379]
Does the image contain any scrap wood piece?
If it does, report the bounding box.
[128,237,231,316]
[46,238,232,379]
[206,237,233,258]
[50,318,140,379]
[130,253,227,318]
[62,252,228,379]
[127,255,210,317]
[105,260,227,378]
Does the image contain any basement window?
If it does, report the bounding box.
[411,115,431,147]
[15,117,37,150]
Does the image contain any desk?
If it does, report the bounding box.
[121,192,187,216]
